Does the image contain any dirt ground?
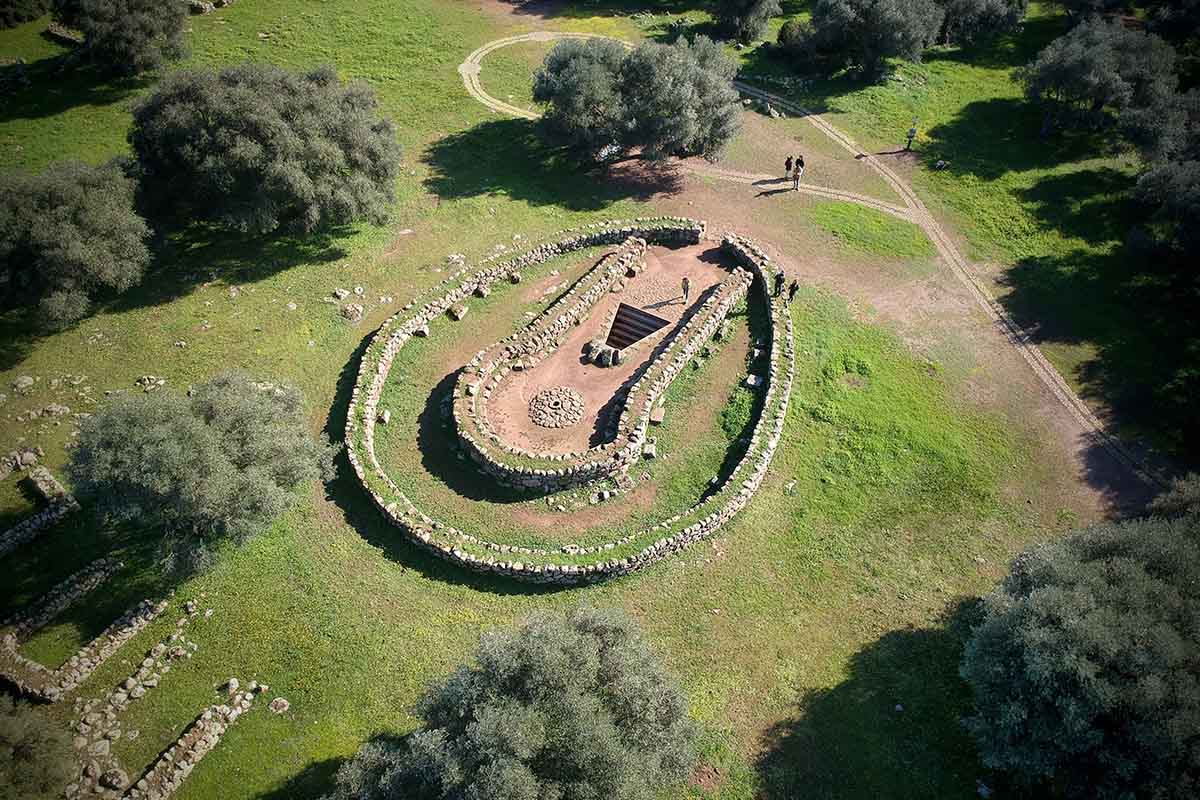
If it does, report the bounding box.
[486,243,732,454]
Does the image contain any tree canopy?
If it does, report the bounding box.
[936,0,1027,45]
[0,0,49,28]
[129,63,402,234]
[533,36,742,162]
[961,508,1200,799]
[713,0,783,44]
[787,0,945,78]
[325,606,698,800]
[0,159,150,329]
[0,697,74,800]
[67,371,335,574]
[53,0,187,75]
[1018,17,1178,132]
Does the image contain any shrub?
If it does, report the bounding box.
[325,607,697,800]
[961,515,1200,799]
[803,0,945,78]
[129,63,402,234]
[1150,473,1200,518]
[533,36,741,162]
[713,0,782,44]
[0,159,151,329]
[54,0,187,75]
[0,0,49,28]
[532,37,628,156]
[67,371,335,574]
[936,0,1027,45]
[0,697,74,800]
[1017,17,1178,133]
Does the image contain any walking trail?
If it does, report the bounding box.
[458,31,1160,491]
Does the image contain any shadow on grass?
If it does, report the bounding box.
[422,118,683,210]
[922,97,1116,181]
[998,240,1200,465]
[756,598,989,799]
[257,754,347,800]
[0,221,350,371]
[0,55,151,126]
[319,331,560,596]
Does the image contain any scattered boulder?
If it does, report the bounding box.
[448,304,469,321]
[12,376,34,394]
[332,288,351,300]
[378,409,391,425]
[649,406,665,425]
[340,303,364,323]
[269,697,290,714]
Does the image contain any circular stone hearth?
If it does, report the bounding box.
[528,386,585,429]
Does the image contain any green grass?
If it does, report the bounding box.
[479,39,556,113]
[0,2,1115,799]
[735,3,1186,457]
[0,473,37,531]
[805,201,934,259]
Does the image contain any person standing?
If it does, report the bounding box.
[793,155,805,190]
[773,270,785,297]
[681,275,691,304]
[784,155,793,180]
[787,279,799,304]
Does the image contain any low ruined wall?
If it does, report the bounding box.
[344,221,794,583]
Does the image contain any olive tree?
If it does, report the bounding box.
[130,63,402,234]
[620,36,742,160]
[0,159,150,329]
[801,0,945,78]
[67,371,335,574]
[713,0,782,43]
[53,0,187,75]
[1018,18,1178,133]
[1,0,49,28]
[0,697,74,800]
[325,607,698,800]
[532,37,628,156]
[533,36,741,162]
[960,513,1200,799]
[936,0,1026,45]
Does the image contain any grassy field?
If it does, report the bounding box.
[0,1,1129,799]
[732,3,1180,458]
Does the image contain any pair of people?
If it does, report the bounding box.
[784,154,805,189]
[773,271,799,303]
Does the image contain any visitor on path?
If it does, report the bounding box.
[793,155,805,190]
[784,155,793,179]
[906,120,918,151]
[787,280,799,304]
[681,275,691,304]
[773,270,785,297]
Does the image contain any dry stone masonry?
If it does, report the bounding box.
[344,220,795,583]
[528,386,585,429]
[0,465,80,558]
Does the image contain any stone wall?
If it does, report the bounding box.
[0,559,166,702]
[344,221,795,584]
[0,466,80,558]
[451,236,754,492]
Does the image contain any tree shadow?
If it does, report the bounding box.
[997,241,1199,466]
[104,222,350,313]
[756,598,992,799]
[319,331,560,596]
[924,13,1067,72]
[923,97,1113,181]
[0,54,151,126]
[256,755,346,800]
[422,118,682,210]
[1014,167,1135,245]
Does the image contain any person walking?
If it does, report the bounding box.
[681,275,691,304]
[787,279,799,304]
[773,270,785,297]
[784,155,793,180]
[793,155,805,190]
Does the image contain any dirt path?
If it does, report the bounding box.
[458,32,1160,496]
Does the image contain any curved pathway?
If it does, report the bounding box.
[458,33,1160,489]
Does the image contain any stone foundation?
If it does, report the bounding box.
[344,220,795,583]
